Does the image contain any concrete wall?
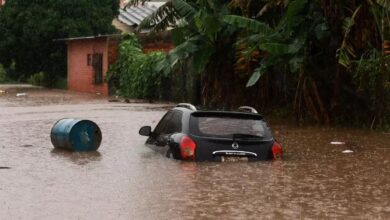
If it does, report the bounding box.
[67,38,109,95]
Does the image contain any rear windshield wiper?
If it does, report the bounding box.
[232,133,263,140]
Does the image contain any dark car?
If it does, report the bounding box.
[139,103,282,162]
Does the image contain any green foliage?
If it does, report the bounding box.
[172,0,197,21]
[0,62,16,83]
[373,0,390,11]
[27,72,47,87]
[0,0,119,83]
[334,1,390,127]
[350,49,388,123]
[0,64,7,83]
[27,71,67,88]
[107,35,168,100]
[143,0,237,81]
[156,36,200,74]
[337,5,362,66]
[125,0,390,128]
[52,78,68,90]
[227,0,329,87]
[223,15,273,35]
[353,49,383,89]
[246,65,269,87]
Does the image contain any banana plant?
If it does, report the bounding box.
[336,0,390,127]
[224,0,331,123]
[129,0,231,73]
[224,0,328,86]
[128,0,242,105]
[337,0,390,67]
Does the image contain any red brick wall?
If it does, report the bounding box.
[107,38,119,65]
[143,42,174,54]
[67,38,109,95]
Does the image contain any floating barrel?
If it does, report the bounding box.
[50,119,102,151]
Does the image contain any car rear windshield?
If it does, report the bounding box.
[189,112,272,139]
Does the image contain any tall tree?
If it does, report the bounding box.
[0,0,119,83]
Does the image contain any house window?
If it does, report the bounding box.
[92,53,103,84]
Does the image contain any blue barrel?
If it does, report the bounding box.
[50,119,102,151]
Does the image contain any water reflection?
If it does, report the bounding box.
[50,149,102,165]
[178,161,199,172]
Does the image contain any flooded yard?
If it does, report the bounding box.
[0,87,389,219]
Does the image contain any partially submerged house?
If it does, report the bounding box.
[63,1,172,96]
[64,34,120,96]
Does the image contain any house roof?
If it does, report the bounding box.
[54,34,121,42]
[118,2,165,27]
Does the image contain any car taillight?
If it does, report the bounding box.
[272,141,283,160]
[180,135,196,161]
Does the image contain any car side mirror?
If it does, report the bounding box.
[139,126,152,136]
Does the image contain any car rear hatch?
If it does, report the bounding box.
[189,111,274,161]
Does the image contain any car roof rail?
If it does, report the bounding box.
[176,103,197,111]
[238,106,258,114]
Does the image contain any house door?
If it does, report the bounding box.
[92,53,103,84]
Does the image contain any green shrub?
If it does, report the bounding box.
[0,64,7,83]
[53,77,67,89]
[107,34,169,100]
[27,72,66,88]
[28,72,47,86]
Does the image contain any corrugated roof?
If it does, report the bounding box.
[118,2,164,27]
[55,34,121,42]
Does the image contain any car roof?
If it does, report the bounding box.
[191,111,264,119]
[172,103,263,118]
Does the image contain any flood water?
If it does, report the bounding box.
[0,88,389,219]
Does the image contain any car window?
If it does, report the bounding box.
[153,110,182,136]
[164,110,183,134]
[190,115,272,139]
[153,111,174,136]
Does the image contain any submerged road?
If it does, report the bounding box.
[0,87,389,219]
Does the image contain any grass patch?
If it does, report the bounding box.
[52,78,67,89]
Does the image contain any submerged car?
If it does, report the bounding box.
[139,103,282,162]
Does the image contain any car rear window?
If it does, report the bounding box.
[189,113,272,139]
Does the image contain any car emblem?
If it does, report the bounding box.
[232,142,239,149]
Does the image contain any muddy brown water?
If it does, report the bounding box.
[0,89,389,219]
